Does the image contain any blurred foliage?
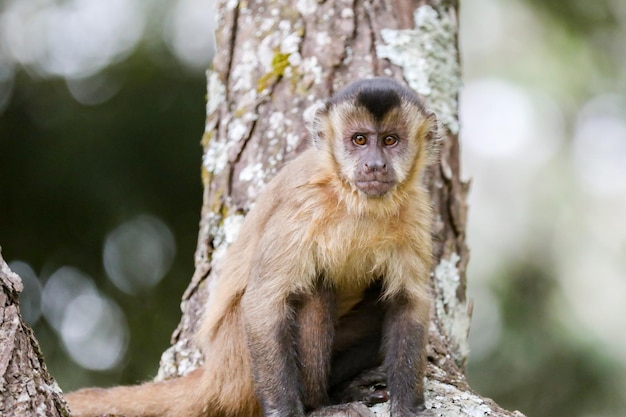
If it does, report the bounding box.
[461,0,626,416]
[468,263,624,416]
[526,0,618,37]
[0,52,205,389]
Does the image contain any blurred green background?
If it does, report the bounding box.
[0,1,624,416]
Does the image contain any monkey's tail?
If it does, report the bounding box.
[64,367,210,417]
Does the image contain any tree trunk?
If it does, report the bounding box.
[154,0,525,416]
[0,249,70,417]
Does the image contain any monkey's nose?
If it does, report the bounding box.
[364,161,387,173]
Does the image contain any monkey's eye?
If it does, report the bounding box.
[352,134,367,146]
[382,135,399,147]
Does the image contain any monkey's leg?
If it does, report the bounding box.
[296,283,336,410]
[382,293,429,417]
[328,283,387,408]
[330,283,384,394]
[330,332,382,390]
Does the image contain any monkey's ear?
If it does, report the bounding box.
[425,111,440,141]
[304,101,330,148]
[424,111,442,162]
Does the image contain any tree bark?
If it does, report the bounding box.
[154,0,525,416]
[0,248,70,417]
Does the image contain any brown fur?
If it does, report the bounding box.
[65,78,437,417]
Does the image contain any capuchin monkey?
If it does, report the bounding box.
[65,77,439,417]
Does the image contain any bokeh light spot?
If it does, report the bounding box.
[103,215,176,295]
[10,260,42,325]
[42,266,98,332]
[1,0,145,78]
[164,0,216,71]
[573,94,626,196]
[60,292,129,371]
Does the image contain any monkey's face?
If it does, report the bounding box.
[328,105,418,198]
[313,78,438,199]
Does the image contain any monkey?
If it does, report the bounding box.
[65,77,438,417]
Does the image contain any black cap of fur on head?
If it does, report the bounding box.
[329,77,425,121]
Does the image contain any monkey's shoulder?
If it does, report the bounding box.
[251,150,333,212]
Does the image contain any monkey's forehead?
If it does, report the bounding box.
[355,88,401,121]
[329,78,425,119]
[327,101,428,131]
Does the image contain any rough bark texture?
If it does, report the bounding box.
[0,248,70,417]
[154,1,525,416]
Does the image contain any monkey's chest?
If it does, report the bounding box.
[313,223,395,315]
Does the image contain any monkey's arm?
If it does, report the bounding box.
[296,283,336,410]
[240,214,334,417]
[241,272,303,416]
[242,279,335,417]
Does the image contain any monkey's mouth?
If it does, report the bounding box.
[355,180,394,197]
